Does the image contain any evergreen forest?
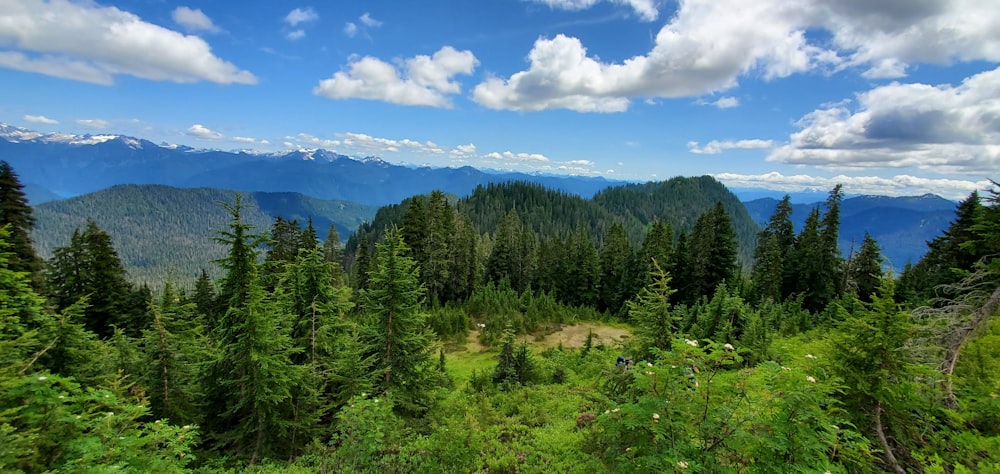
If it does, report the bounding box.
[2,159,1000,473]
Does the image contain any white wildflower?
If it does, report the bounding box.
[724,343,735,351]
[806,376,817,383]
[805,354,816,359]
[652,413,660,422]
[685,339,698,347]
[647,362,653,367]
[678,460,689,468]
[612,408,620,413]
[37,376,47,381]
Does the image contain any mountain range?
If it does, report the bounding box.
[0,123,617,206]
[4,123,955,280]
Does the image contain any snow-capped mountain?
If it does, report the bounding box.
[0,124,617,206]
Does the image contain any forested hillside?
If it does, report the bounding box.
[32,184,376,285]
[2,159,999,473]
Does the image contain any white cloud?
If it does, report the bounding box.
[284,7,318,27]
[186,124,222,140]
[359,13,382,28]
[450,143,477,159]
[288,133,341,149]
[76,118,109,129]
[713,171,994,200]
[231,136,257,144]
[485,151,550,162]
[0,0,255,85]
[341,132,445,155]
[709,96,739,108]
[314,46,478,107]
[287,29,306,41]
[473,0,1000,112]
[171,6,219,33]
[688,139,774,154]
[343,22,358,38]
[24,114,58,124]
[530,0,659,21]
[768,66,1000,175]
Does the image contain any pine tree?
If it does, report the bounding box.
[46,220,142,338]
[203,195,301,463]
[819,184,845,299]
[669,230,693,305]
[752,195,794,302]
[785,207,825,313]
[423,190,453,306]
[689,203,738,302]
[600,222,634,314]
[360,228,436,412]
[848,232,884,303]
[628,260,678,355]
[192,268,217,325]
[323,224,346,286]
[0,161,43,289]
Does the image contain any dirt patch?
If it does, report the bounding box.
[524,323,630,350]
[460,324,630,352]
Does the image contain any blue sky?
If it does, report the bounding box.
[1,0,998,199]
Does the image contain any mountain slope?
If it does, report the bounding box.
[32,185,377,286]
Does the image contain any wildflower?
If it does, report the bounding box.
[183,425,191,430]
[107,412,114,417]
[374,398,380,403]
[781,366,791,371]
[724,343,735,351]
[58,395,64,399]
[806,376,817,383]
[678,461,689,468]
[685,339,698,347]
[625,447,632,452]
[645,371,654,376]
[647,362,653,367]
[612,408,620,413]
[805,354,816,359]
[652,413,660,422]
[37,376,47,381]
[604,410,610,414]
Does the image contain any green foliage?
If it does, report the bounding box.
[0,161,44,289]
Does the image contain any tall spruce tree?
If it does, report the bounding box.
[689,203,738,302]
[599,222,634,314]
[46,220,143,338]
[360,228,436,413]
[628,260,678,356]
[848,232,884,303]
[0,161,43,289]
[752,195,794,302]
[203,195,301,463]
[423,190,453,306]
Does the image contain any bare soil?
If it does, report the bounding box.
[464,323,630,352]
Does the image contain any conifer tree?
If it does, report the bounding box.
[599,222,634,314]
[203,195,301,463]
[360,228,436,412]
[628,260,678,355]
[848,232,884,303]
[752,195,794,302]
[323,224,346,286]
[785,207,825,313]
[669,230,693,305]
[192,268,218,324]
[446,213,477,302]
[0,161,43,289]
[689,203,738,302]
[46,220,142,338]
[638,220,673,285]
[567,226,601,307]
[423,190,453,305]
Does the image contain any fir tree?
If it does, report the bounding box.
[848,232,884,303]
[360,228,436,412]
[689,203,738,302]
[752,195,794,302]
[599,222,634,314]
[627,260,678,356]
[0,161,43,289]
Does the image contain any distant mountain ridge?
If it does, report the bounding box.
[0,123,619,205]
[32,185,378,286]
[742,194,957,268]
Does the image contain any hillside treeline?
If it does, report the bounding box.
[2,159,1000,472]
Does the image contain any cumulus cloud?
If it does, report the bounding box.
[530,0,659,21]
[314,46,478,107]
[231,136,257,144]
[287,29,306,41]
[473,0,1000,112]
[768,66,1000,175]
[485,151,550,162]
[0,0,255,85]
[172,6,219,33]
[287,133,341,149]
[186,124,222,140]
[24,114,57,124]
[76,118,109,129]
[688,139,774,154]
[284,7,318,27]
[713,171,994,200]
[341,132,445,154]
[451,143,477,159]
